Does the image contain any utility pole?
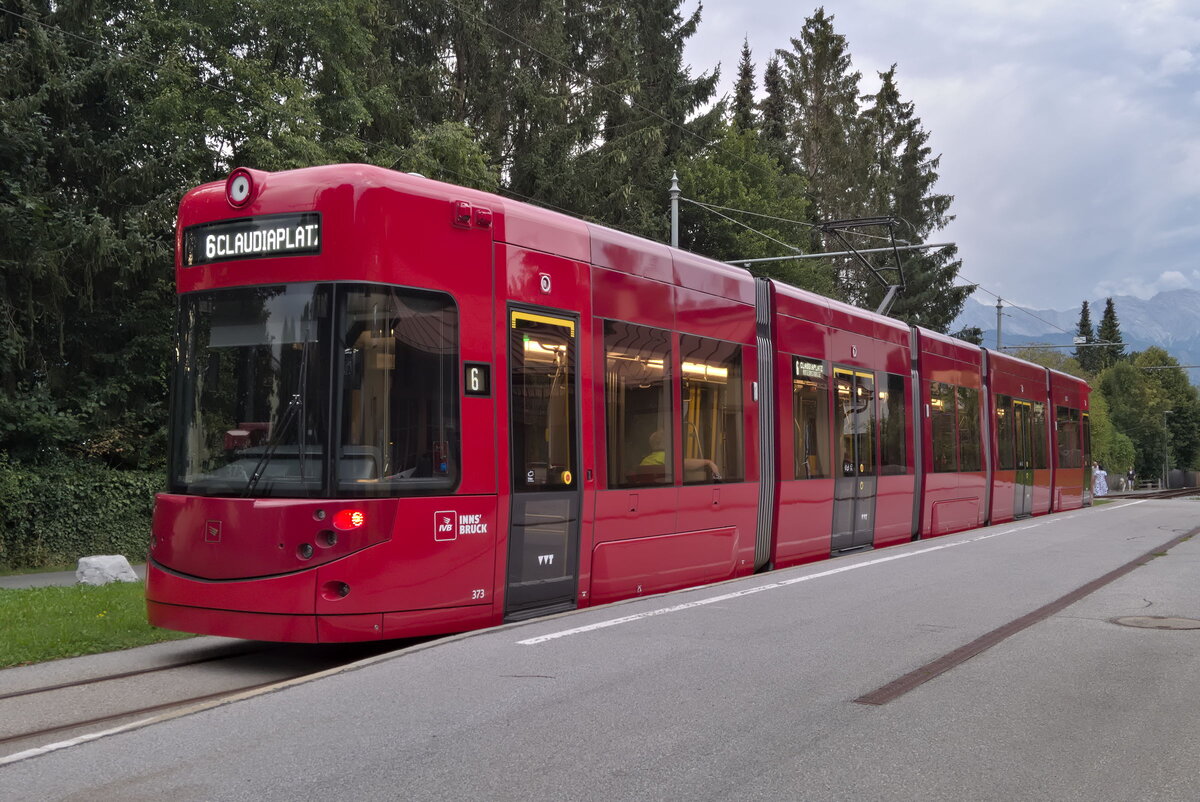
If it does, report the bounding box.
[669,172,680,248]
[995,297,1003,350]
[1163,409,1174,489]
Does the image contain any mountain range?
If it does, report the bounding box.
[949,290,1200,381]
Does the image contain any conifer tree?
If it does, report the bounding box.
[1096,297,1127,370]
[1073,301,1100,373]
[777,8,869,302]
[732,38,757,133]
[855,66,967,327]
[566,0,721,238]
[758,56,791,167]
[777,8,864,226]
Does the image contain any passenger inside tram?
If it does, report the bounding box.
[640,430,722,481]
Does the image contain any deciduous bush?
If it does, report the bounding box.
[0,456,160,570]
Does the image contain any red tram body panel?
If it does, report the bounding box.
[1049,369,1092,511]
[914,328,987,538]
[985,350,1054,523]
[147,164,1091,643]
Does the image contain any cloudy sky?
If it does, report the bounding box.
[683,0,1200,311]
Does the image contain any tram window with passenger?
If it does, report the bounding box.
[680,335,743,483]
[792,357,831,480]
[604,321,673,488]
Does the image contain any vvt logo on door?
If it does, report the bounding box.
[538,554,555,566]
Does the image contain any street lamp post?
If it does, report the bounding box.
[1163,410,1174,489]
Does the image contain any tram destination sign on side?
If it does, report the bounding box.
[183,212,321,266]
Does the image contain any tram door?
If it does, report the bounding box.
[505,310,581,618]
[1013,400,1035,517]
[831,368,877,552]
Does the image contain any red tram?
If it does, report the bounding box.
[146,165,1091,642]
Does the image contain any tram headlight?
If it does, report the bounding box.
[225,168,256,208]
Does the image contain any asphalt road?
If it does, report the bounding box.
[2,498,1198,801]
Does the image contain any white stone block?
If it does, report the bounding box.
[76,555,139,586]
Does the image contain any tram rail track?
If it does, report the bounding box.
[0,639,406,757]
[0,676,292,748]
[0,645,273,702]
[1117,487,1200,501]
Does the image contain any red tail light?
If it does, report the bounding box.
[333,509,366,531]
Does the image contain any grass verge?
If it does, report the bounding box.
[0,582,192,668]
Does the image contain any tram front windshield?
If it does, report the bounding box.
[170,283,459,498]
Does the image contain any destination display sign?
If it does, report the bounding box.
[183,213,321,266]
[793,356,825,380]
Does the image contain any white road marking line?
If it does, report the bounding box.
[519,501,1148,646]
[0,721,149,767]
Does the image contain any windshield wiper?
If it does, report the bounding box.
[244,342,313,496]
[243,394,302,496]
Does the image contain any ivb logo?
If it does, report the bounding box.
[434,511,489,541]
[204,520,222,543]
[434,511,458,541]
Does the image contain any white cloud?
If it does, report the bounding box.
[1158,48,1195,76]
[1094,270,1194,300]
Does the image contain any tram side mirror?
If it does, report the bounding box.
[343,348,363,390]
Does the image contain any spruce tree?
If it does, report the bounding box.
[566,0,721,239]
[1073,301,1100,373]
[777,8,864,225]
[732,38,757,133]
[758,56,791,167]
[777,8,867,301]
[1096,297,1127,370]
[855,66,967,327]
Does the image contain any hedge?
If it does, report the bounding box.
[0,456,162,570]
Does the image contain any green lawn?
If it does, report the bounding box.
[0,582,192,668]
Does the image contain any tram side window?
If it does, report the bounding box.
[879,373,908,475]
[793,358,830,479]
[604,321,673,488]
[996,395,1015,470]
[930,381,958,472]
[338,286,459,495]
[680,336,743,483]
[1056,406,1081,468]
[1031,402,1048,469]
[957,387,982,472]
